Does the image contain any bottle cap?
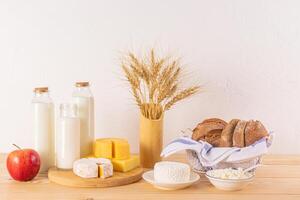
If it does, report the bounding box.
[75,82,89,87]
[34,87,48,93]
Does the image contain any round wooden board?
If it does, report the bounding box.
[48,167,144,188]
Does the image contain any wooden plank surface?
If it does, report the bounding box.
[1,153,300,200]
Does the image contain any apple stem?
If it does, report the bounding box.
[12,144,22,150]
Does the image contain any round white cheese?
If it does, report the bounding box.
[73,158,113,179]
[73,158,98,178]
[154,161,191,183]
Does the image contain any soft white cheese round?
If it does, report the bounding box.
[73,158,113,179]
[154,161,191,183]
[73,158,98,178]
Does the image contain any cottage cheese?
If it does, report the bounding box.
[207,168,252,180]
[154,161,191,183]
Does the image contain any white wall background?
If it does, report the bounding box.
[0,0,299,154]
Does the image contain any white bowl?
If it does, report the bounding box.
[205,172,254,191]
[143,170,200,190]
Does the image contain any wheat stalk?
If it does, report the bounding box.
[121,49,200,119]
[121,64,143,107]
[157,66,180,103]
[164,86,200,111]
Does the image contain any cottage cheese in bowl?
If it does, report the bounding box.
[206,168,252,180]
[205,168,254,191]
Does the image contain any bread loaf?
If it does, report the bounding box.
[245,120,268,146]
[192,118,227,147]
[202,118,227,126]
[220,119,240,147]
[232,120,247,148]
[191,118,269,148]
[204,129,222,147]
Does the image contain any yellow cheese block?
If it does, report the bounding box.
[94,139,113,159]
[111,155,140,172]
[94,138,130,160]
[111,139,130,160]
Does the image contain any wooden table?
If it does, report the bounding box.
[1,153,300,200]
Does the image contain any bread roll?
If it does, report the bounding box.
[232,120,247,148]
[220,119,240,147]
[245,120,269,146]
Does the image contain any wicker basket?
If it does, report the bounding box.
[161,132,273,173]
[186,149,262,173]
[181,129,272,173]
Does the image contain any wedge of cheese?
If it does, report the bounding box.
[111,155,140,172]
[99,163,113,179]
[94,139,113,159]
[90,158,113,179]
[94,138,130,160]
[73,158,113,179]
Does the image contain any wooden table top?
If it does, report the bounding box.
[1,153,300,200]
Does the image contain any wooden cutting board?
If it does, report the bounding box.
[48,167,144,188]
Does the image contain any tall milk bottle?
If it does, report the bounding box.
[72,82,94,157]
[32,87,55,173]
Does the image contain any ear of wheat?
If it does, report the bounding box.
[121,49,200,120]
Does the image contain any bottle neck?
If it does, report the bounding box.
[75,86,90,91]
[34,92,50,98]
[73,86,93,97]
[33,92,52,103]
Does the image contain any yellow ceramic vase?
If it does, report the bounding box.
[139,113,163,168]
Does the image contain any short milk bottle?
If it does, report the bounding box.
[56,103,80,169]
[32,87,55,173]
[72,82,94,157]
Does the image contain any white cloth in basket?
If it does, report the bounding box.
[161,134,272,172]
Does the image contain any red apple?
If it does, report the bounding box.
[6,144,40,181]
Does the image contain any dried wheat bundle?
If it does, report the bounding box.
[121,49,200,120]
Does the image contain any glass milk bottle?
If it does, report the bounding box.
[72,82,94,157]
[56,103,80,169]
[32,87,55,173]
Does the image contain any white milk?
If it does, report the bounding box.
[32,88,55,173]
[72,82,94,157]
[56,103,80,169]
